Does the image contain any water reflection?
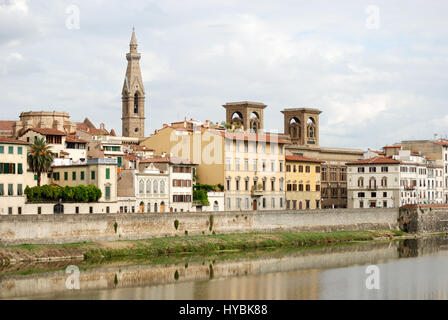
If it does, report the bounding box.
[1,237,448,300]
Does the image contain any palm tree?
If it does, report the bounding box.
[27,137,55,186]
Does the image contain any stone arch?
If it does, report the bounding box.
[139,201,144,213]
[230,112,244,126]
[307,117,316,138]
[250,112,261,133]
[288,117,301,139]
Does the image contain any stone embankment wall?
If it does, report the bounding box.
[399,205,448,233]
[0,208,398,245]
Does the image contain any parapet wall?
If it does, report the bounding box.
[0,208,399,245]
[399,205,448,233]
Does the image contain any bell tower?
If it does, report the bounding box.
[122,28,145,138]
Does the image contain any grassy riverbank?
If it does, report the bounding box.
[0,230,405,264]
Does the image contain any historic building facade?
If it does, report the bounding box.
[285,155,322,210]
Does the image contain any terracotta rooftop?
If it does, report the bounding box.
[216,131,289,144]
[0,137,29,145]
[66,136,88,143]
[433,141,448,146]
[0,121,15,131]
[25,128,67,136]
[346,157,401,165]
[383,145,401,149]
[285,155,323,163]
[140,155,196,165]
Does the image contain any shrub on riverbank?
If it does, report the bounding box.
[24,185,102,203]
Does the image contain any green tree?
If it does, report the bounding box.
[27,137,54,186]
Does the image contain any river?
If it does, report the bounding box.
[1,236,448,300]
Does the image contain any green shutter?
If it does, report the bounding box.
[64,172,68,180]
[18,163,23,174]
[72,171,76,180]
[105,186,111,199]
[106,168,110,179]
[17,184,22,196]
[0,146,4,154]
[18,147,22,155]
[8,184,13,196]
[8,146,13,154]
[0,184,4,196]
[81,171,85,180]
[117,157,122,168]
[91,171,95,180]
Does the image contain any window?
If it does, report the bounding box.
[383,201,388,208]
[236,198,241,209]
[38,207,42,215]
[262,160,266,172]
[106,168,110,179]
[369,167,376,173]
[18,147,22,155]
[245,180,249,191]
[299,165,303,173]
[381,167,388,172]
[262,198,266,208]
[244,159,249,171]
[18,163,23,174]
[134,93,139,113]
[8,146,13,154]
[81,171,85,180]
[17,184,22,196]
[316,185,320,192]
[358,177,364,187]
[226,179,230,191]
[244,141,249,153]
[226,158,231,170]
[0,184,3,195]
[105,186,111,200]
[8,207,12,214]
[245,198,249,209]
[383,192,387,197]
[91,171,95,180]
[8,184,13,196]
[271,180,275,191]
[280,162,283,172]
[89,206,93,214]
[236,159,240,171]
[53,172,60,180]
[271,198,275,208]
[358,167,365,173]
[280,198,283,208]
[358,192,365,198]
[306,184,311,191]
[226,198,231,209]
[271,161,275,172]
[72,172,76,180]
[64,172,68,180]
[359,201,364,208]
[316,166,321,173]
[0,146,3,153]
[236,179,240,191]
[305,166,310,173]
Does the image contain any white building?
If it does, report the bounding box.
[117,155,196,213]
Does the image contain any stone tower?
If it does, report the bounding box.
[281,108,321,147]
[223,101,266,133]
[122,28,145,138]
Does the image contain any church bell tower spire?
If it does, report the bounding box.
[122,27,146,138]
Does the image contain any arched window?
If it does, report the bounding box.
[139,180,144,194]
[307,117,316,138]
[369,177,377,189]
[358,177,364,187]
[147,202,151,213]
[288,117,301,139]
[134,93,139,114]
[381,177,388,187]
[146,180,151,194]
[160,180,165,194]
[213,201,219,211]
[153,180,158,194]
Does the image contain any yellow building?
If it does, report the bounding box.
[285,155,323,210]
[140,120,288,211]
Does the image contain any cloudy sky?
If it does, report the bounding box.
[1,0,447,150]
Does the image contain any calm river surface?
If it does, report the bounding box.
[1,236,448,300]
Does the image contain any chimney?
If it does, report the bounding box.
[163,124,168,128]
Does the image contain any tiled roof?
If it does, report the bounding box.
[215,131,289,144]
[285,155,323,163]
[383,145,401,148]
[66,136,88,143]
[25,128,67,136]
[0,137,29,145]
[346,157,401,165]
[0,121,15,131]
[140,155,196,165]
[433,141,448,146]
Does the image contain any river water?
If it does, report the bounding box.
[1,236,448,300]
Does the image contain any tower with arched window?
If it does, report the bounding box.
[223,101,266,133]
[281,108,321,146]
[122,28,146,138]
